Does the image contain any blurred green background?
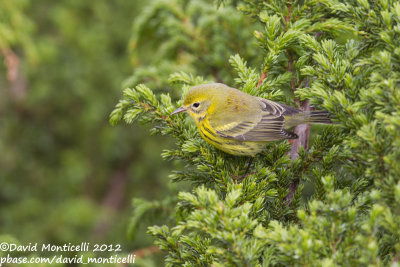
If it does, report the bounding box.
[0,0,258,265]
[0,0,175,262]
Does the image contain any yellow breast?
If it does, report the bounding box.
[197,120,266,156]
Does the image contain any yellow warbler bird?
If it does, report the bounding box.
[171,83,332,157]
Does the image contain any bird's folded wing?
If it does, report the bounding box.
[210,99,297,141]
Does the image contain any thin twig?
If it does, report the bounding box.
[284,2,292,32]
[257,71,267,87]
[93,168,129,238]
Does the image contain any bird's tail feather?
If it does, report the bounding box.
[284,110,334,128]
[305,110,333,124]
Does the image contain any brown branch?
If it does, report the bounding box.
[1,47,27,100]
[290,101,311,160]
[286,100,311,205]
[285,29,324,205]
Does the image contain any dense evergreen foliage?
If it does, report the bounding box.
[112,0,400,266]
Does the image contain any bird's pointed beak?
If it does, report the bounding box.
[170,106,187,115]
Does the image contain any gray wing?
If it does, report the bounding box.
[214,99,298,141]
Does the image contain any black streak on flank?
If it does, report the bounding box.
[202,124,217,137]
[201,129,222,145]
[197,114,206,123]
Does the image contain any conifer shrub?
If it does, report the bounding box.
[112,0,400,265]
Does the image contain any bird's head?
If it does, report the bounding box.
[171,83,225,123]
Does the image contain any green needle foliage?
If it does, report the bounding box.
[112,0,400,265]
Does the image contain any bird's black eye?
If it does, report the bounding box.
[193,102,200,108]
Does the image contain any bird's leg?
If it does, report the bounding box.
[233,157,254,183]
[244,157,254,176]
